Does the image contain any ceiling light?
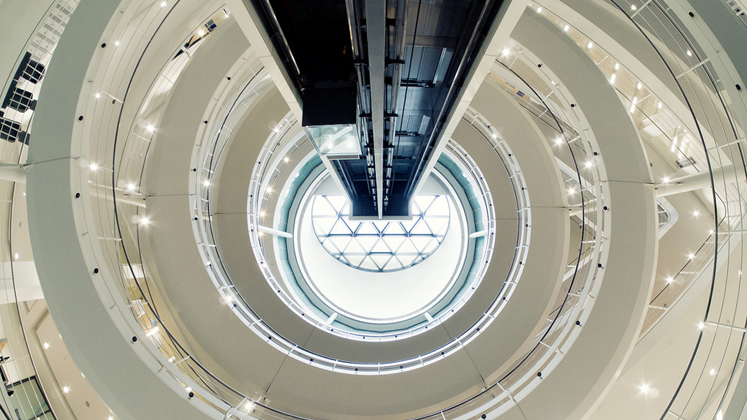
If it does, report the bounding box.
[63,386,70,394]
[146,326,159,337]
[587,41,593,49]
[185,387,192,393]
[630,96,638,113]
[567,187,576,195]
[688,253,695,259]
[710,368,717,375]
[13,253,18,260]
[90,162,99,171]
[693,210,700,217]
[146,125,155,133]
[631,5,637,10]
[260,211,265,217]
[502,47,510,57]
[709,229,714,235]
[658,101,663,109]
[109,417,114,420]
[140,217,150,226]
[168,356,175,363]
[127,183,136,192]
[614,63,620,70]
[95,93,101,99]
[662,176,670,184]
[585,161,593,168]
[203,180,210,187]
[687,50,692,56]
[197,29,205,37]
[266,187,272,193]
[284,157,290,163]
[609,74,616,85]
[43,342,49,349]
[115,41,120,46]
[563,24,570,32]
[244,401,255,412]
[555,137,564,146]
[637,82,643,90]
[639,383,649,394]
[666,277,673,283]
[698,321,705,330]
[536,6,542,13]
[160,1,167,6]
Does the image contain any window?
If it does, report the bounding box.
[311,195,450,272]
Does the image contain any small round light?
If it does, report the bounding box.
[43,342,49,349]
[63,386,70,394]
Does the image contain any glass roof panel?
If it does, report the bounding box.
[311,195,451,272]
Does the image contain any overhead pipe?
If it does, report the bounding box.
[655,165,744,196]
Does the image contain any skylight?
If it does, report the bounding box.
[311,195,450,272]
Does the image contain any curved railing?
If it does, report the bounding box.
[0,1,80,420]
[534,1,747,419]
[193,96,526,372]
[54,0,747,419]
[78,0,610,418]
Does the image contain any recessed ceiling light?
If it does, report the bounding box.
[688,253,695,259]
[563,24,569,32]
[698,322,705,330]
[536,6,542,13]
[63,386,70,394]
[197,29,205,37]
[13,253,18,260]
[43,342,49,349]
[587,41,593,49]
[693,210,700,217]
[160,1,167,7]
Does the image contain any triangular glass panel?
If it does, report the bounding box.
[397,240,418,255]
[421,239,439,254]
[424,217,448,236]
[330,220,353,235]
[373,221,389,233]
[410,236,432,253]
[356,222,378,235]
[388,257,405,271]
[371,240,391,253]
[312,196,336,217]
[326,196,348,214]
[414,196,436,214]
[384,222,405,235]
[356,235,379,251]
[345,253,366,267]
[426,196,450,216]
[383,235,406,252]
[410,219,433,235]
[313,218,336,236]
[345,240,366,254]
[359,256,379,271]
[328,236,351,253]
[369,254,392,270]
[397,254,418,267]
